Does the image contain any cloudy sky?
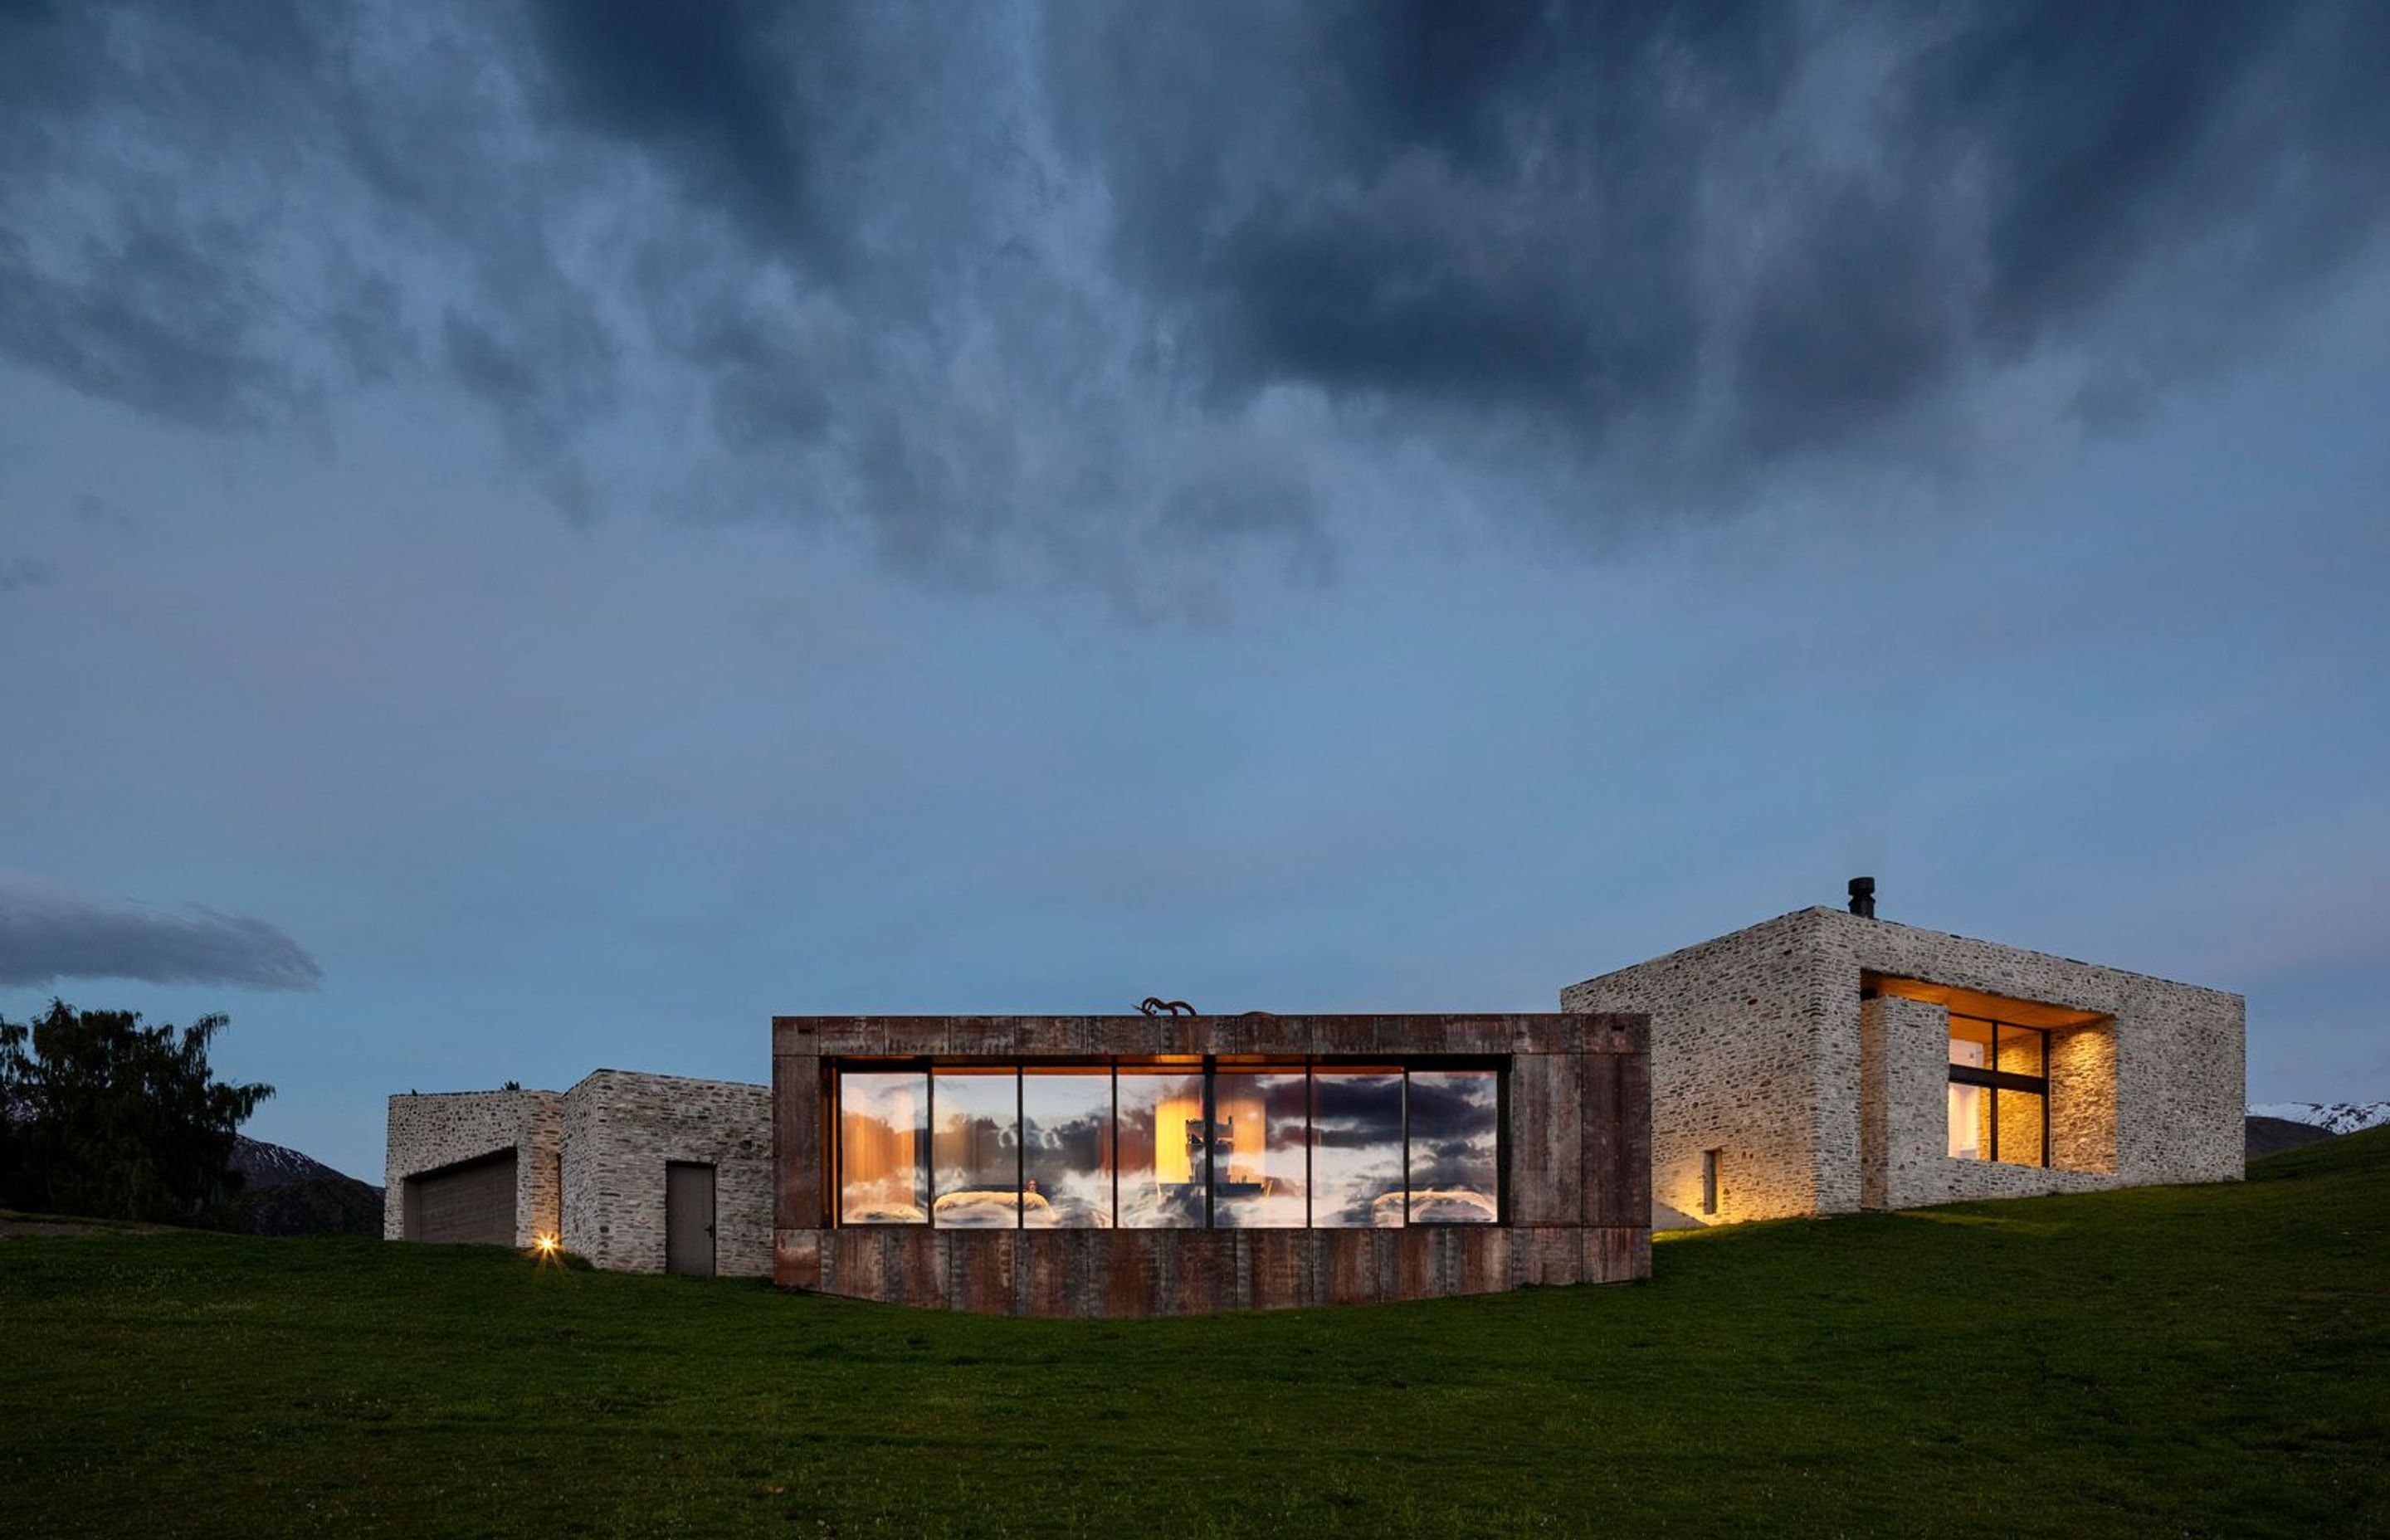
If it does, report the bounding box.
[2,1,2386,1179]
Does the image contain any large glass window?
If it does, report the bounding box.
[1023,1068,1114,1228]
[839,1070,928,1224]
[1404,1069,1500,1225]
[1212,1069,1309,1228]
[1117,1069,1208,1228]
[1312,1068,1407,1228]
[932,1067,1022,1228]
[834,1060,1506,1227]
[1947,1016,2050,1167]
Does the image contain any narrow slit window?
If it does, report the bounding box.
[1700,1148,1721,1216]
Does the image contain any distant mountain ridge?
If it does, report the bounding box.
[228,1134,363,1191]
[227,1135,383,1236]
[2247,1101,2390,1136]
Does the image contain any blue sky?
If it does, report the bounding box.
[2,2,2386,1179]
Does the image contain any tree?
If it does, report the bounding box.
[0,1000,273,1225]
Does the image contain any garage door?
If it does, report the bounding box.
[403,1149,519,1245]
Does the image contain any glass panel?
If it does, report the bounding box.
[1406,1069,1500,1224]
[1948,1016,1994,1070]
[931,1068,1021,1226]
[839,1070,928,1224]
[1946,1081,1986,1160]
[1022,1068,1114,1228]
[1997,1024,2045,1078]
[1212,1069,1309,1228]
[1995,1089,2046,1167]
[1312,1068,1407,1227]
[1116,1070,1207,1228]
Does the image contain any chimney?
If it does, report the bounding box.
[1846,876,1876,919]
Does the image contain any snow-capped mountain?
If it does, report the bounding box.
[229,1134,361,1190]
[2247,1101,2390,1136]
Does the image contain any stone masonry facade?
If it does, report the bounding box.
[383,1089,563,1247]
[387,1071,772,1276]
[559,1070,773,1278]
[1563,907,2243,1223]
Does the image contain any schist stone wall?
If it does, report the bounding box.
[383,1089,563,1246]
[386,1072,771,1274]
[558,1070,773,1278]
[1563,907,2244,1222]
[771,1013,1652,1317]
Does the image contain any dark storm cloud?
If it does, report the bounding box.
[1052,0,2390,492]
[0,875,323,991]
[0,1,2383,592]
[527,0,844,269]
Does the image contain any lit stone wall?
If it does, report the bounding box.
[558,1070,773,1278]
[1559,910,1832,1223]
[1566,906,2243,1221]
[383,1089,563,1246]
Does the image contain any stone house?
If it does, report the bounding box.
[1560,885,2246,1226]
[384,884,2247,1289]
[385,1070,772,1277]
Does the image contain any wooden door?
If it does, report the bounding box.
[666,1162,716,1277]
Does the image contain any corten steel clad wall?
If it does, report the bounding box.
[770,1014,1651,1317]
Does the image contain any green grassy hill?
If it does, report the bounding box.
[4,1133,2385,1538]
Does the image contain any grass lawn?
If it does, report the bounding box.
[3,1133,2385,1538]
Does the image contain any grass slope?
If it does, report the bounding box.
[3,1135,2385,1539]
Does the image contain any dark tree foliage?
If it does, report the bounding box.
[0,1000,273,1225]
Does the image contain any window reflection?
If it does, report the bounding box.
[834,1061,1506,1229]
[1404,1070,1500,1225]
[1117,1070,1208,1228]
[1212,1070,1308,1228]
[839,1070,927,1224]
[932,1068,1022,1227]
[1312,1068,1407,1227]
[1023,1069,1114,1228]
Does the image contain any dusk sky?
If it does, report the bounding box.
[3,2,2386,1182]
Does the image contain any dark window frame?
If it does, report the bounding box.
[827,1055,1508,1230]
[1946,1021,2052,1168]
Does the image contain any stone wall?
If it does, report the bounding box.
[1560,911,1833,1223]
[383,1089,562,1246]
[559,1070,773,1278]
[1565,906,2244,1221]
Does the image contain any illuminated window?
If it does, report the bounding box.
[1022,1068,1114,1228]
[1212,1069,1309,1228]
[932,1067,1022,1227]
[1947,1016,2050,1167]
[833,1060,1506,1228]
[1117,1069,1209,1228]
[838,1070,928,1224]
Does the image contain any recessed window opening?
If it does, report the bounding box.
[831,1060,1504,1230]
[1946,1016,2051,1167]
[1700,1148,1721,1216]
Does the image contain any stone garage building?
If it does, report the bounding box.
[1561,888,2245,1226]
[385,1070,771,1277]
